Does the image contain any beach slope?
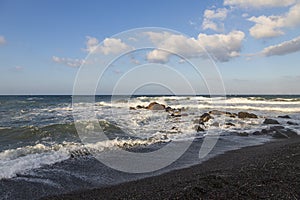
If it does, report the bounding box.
[43,138,300,200]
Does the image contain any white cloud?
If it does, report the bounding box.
[261,35,300,56]
[202,19,224,32]
[198,30,245,61]
[224,0,296,8]
[99,38,133,55]
[52,56,85,68]
[202,8,228,32]
[248,15,285,38]
[248,2,300,38]
[147,49,171,63]
[0,35,6,45]
[85,36,133,55]
[145,30,245,63]
[85,36,99,53]
[204,8,228,20]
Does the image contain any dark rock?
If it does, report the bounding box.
[200,113,213,123]
[136,105,145,109]
[253,131,263,135]
[261,129,269,134]
[195,125,205,132]
[225,112,237,118]
[129,107,136,110]
[278,115,291,119]
[270,126,285,130]
[225,122,235,127]
[237,132,249,137]
[263,119,280,125]
[228,113,238,118]
[165,106,173,112]
[171,113,181,118]
[271,128,298,139]
[287,121,299,125]
[272,131,289,139]
[147,102,165,111]
[238,112,257,119]
[284,129,299,138]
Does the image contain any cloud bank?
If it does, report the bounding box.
[248,2,300,38]
[145,30,245,63]
[262,35,300,56]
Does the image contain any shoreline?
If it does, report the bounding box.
[43,137,300,199]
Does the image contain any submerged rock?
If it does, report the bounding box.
[263,119,280,125]
[253,131,264,135]
[237,112,257,119]
[270,126,285,130]
[278,115,291,119]
[232,132,249,137]
[237,132,249,137]
[287,121,299,125]
[261,129,269,134]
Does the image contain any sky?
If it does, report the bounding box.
[0,0,300,95]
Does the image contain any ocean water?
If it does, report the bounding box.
[0,95,300,199]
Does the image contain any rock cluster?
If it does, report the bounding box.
[130,104,299,139]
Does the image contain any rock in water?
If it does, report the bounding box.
[237,132,249,137]
[263,119,280,124]
[200,113,213,123]
[237,112,257,119]
[225,122,235,127]
[147,102,166,111]
[278,115,291,119]
[287,121,299,125]
[270,126,285,130]
[253,131,263,135]
[194,125,205,132]
[136,105,145,109]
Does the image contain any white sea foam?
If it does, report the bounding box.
[0,150,69,179]
[0,136,171,179]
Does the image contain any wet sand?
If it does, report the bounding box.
[43,138,300,200]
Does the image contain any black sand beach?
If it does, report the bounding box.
[43,137,300,200]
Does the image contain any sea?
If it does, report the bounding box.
[0,95,300,199]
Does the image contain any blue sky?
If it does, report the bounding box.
[0,0,300,95]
